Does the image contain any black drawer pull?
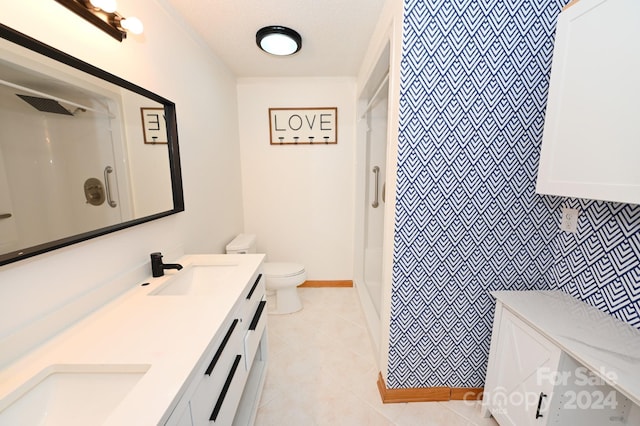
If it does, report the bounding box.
[535,392,547,419]
[249,300,267,331]
[210,354,242,422]
[205,319,238,376]
[246,274,262,300]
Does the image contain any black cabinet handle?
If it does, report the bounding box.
[210,354,242,422]
[249,300,267,331]
[205,319,238,376]
[535,392,547,419]
[246,274,262,300]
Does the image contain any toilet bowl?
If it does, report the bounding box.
[226,234,305,314]
[262,262,306,314]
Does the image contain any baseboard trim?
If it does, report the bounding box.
[377,372,483,403]
[298,280,353,288]
[450,387,484,400]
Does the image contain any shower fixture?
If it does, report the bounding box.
[16,95,87,116]
[16,94,73,115]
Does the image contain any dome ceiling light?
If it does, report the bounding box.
[256,26,302,56]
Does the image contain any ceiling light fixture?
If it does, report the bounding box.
[55,0,144,42]
[256,26,302,56]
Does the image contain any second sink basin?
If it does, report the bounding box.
[0,364,149,426]
[149,264,236,296]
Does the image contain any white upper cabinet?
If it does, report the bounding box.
[536,0,640,204]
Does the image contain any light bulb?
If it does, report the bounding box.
[89,0,118,13]
[260,34,298,56]
[120,16,144,35]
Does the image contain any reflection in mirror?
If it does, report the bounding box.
[0,24,184,266]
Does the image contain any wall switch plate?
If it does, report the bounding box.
[561,207,579,233]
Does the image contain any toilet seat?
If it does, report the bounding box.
[262,262,305,278]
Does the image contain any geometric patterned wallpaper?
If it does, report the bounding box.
[387,0,640,389]
[548,198,640,329]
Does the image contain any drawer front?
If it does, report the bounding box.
[190,354,247,425]
[242,273,265,321]
[243,299,267,370]
[189,317,241,421]
[245,273,264,303]
[204,318,240,379]
[164,401,192,426]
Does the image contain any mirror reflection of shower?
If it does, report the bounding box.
[0,76,125,252]
[0,27,180,266]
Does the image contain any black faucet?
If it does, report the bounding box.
[150,252,183,277]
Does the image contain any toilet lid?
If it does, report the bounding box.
[263,262,305,278]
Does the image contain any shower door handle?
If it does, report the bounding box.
[104,166,117,208]
[372,166,380,208]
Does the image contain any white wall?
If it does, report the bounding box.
[236,78,355,280]
[0,0,244,366]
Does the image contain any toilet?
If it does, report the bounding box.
[226,234,306,314]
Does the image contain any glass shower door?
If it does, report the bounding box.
[363,77,389,316]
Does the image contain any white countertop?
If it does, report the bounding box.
[0,253,264,425]
[492,290,640,407]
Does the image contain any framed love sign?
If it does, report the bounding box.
[141,107,168,144]
[269,107,337,145]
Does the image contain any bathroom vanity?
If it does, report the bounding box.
[0,254,267,425]
[482,291,640,425]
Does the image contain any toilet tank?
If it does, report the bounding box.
[226,234,257,254]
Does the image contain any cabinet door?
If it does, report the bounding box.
[485,308,561,425]
[536,0,640,204]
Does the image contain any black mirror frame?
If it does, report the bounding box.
[0,24,185,267]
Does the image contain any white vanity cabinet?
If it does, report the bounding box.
[483,306,562,425]
[165,271,268,426]
[0,254,268,426]
[483,291,638,425]
[536,0,640,204]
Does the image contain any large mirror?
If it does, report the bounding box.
[0,24,184,267]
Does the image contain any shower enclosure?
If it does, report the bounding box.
[0,58,132,253]
[355,43,391,355]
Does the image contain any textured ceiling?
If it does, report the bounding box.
[161,0,386,77]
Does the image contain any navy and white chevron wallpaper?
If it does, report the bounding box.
[388,0,640,389]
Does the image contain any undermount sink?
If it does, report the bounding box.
[0,364,149,426]
[149,264,236,296]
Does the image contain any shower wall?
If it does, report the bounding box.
[0,87,122,250]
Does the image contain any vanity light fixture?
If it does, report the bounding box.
[55,0,144,42]
[256,26,302,56]
[89,0,117,13]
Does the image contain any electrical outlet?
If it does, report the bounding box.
[561,207,579,233]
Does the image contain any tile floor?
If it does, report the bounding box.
[254,287,500,425]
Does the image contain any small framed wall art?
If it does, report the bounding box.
[140,107,167,144]
[269,107,337,145]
